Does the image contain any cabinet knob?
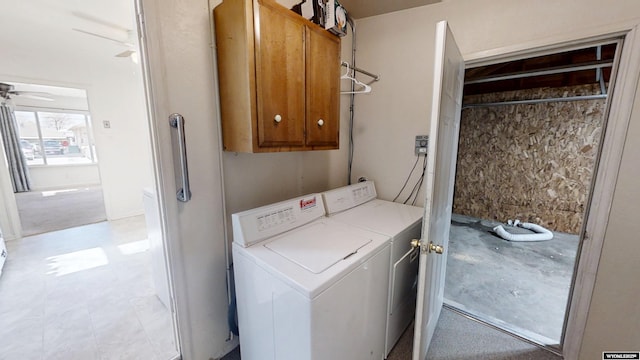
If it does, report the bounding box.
[317,119,324,127]
[274,114,282,123]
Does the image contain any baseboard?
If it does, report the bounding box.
[107,210,145,221]
[28,183,102,192]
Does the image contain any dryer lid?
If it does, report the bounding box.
[265,221,372,274]
[333,199,423,235]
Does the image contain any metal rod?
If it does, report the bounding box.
[169,113,191,202]
[599,74,607,95]
[464,60,613,85]
[463,94,607,109]
[341,61,380,81]
[596,46,602,82]
[596,46,607,95]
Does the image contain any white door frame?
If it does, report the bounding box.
[462,24,640,360]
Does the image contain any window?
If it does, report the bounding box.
[15,109,97,166]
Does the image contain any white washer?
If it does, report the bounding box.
[232,193,391,360]
[322,181,423,358]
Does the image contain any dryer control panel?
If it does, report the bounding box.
[323,181,377,215]
[232,194,326,247]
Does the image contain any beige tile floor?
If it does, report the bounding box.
[0,216,178,360]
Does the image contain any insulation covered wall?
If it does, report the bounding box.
[453,84,605,234]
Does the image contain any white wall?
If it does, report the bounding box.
[0,137,22,240]
[28,165,101,190]
[87,68,154,220]
[351,0,640,357]
[0,46,154,223]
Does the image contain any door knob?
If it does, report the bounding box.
[274,114,282,123]
[428,242,444,254]
[410,239,444,254]
[317,119,324,126]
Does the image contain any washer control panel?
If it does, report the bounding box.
[256,206,295,232]
[232,194,325,247]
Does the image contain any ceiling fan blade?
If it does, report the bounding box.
[71,11,131,33]
[72,28,135,48]
[0,82,13,93]
[17,94,55,102]
[115,50,136,57]
[10,91,55,101]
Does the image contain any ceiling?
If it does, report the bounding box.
[338,0,441,19]
[2,0,612,97]
[0,0,137,68]
[0,0,442,71]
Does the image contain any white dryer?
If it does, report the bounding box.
[232,193,391,360]
[322,181,423,358]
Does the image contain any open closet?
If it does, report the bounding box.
[444,40,620,350]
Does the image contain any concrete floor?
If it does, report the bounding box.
[445,213,580,345]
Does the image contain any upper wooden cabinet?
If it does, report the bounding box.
[214,0,340,152]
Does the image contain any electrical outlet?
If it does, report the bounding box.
[415,135,429,155]
[103,120,111,129]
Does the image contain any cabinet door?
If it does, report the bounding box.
[255,1,306,147]
[305,26,340,147]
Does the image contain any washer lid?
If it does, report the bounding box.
[265,221,371,274]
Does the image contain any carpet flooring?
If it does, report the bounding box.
[15,186,107,236]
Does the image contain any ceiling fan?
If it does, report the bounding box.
[0,83,54,102]
[72,28,138,60]
[71,11,138,59]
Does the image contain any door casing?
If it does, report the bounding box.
[458,25,640,360]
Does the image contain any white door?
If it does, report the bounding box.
[136,0,236,358]
[412,20,464,360]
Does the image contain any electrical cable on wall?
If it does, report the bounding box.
[403,154,427,205]
[412,155,428,204]
[346,15,356,184]
[344,17,381,184]
[411,175,425,205]
[393,154,424,202]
